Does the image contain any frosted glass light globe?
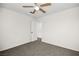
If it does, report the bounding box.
[34,6,39,10]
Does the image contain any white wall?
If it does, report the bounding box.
[38,7,79,51]
[0,7,34,51]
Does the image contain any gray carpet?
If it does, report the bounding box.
[0,40,79,56]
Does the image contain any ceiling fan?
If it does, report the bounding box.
[22,3,51,14]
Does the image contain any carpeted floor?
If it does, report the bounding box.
[0,40,79,56]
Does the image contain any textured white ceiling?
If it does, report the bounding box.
[0,3,79,18]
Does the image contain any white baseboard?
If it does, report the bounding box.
[42,40,79,52]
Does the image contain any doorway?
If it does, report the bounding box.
[30,20,42,41]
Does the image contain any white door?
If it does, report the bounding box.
[30,20,37,41]
[36,21,42,38]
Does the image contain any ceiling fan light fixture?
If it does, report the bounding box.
[22,3,51,14]
[34,6,39,11]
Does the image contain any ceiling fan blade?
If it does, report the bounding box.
[39,8,46,13]
[32,9,36,14]
[40,3,51,7]
[22,6,34,8]
[30,9,36,14]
